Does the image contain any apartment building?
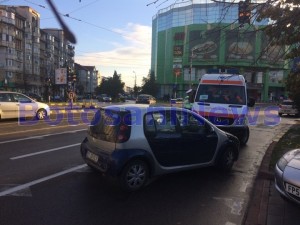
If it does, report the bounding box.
[0,5,76,101]
[74,63,99,96]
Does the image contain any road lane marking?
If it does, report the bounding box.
[0,125,87,137]
[0,129,86,144]
[10,143,81,160]
[0,164,87,197]
[0,184,32,197]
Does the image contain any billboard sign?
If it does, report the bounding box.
[55,68,67,85]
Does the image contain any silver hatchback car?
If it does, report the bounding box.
[0,91,50,120]
[80,104,240,191]
[275,149,300,205]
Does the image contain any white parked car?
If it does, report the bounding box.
[0,91,50,120]
[278,100,299,117]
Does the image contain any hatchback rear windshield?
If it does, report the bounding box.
[138,95,150,100]
[88,108,132,143]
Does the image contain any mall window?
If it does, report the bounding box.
[269,71,284,84]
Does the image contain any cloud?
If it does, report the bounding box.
[75,23,152,86]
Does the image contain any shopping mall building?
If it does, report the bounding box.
[151,0,290,102]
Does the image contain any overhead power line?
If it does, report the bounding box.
[21,0,150,44]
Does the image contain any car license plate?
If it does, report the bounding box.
[285,183,300,197]
[86,151,98,163]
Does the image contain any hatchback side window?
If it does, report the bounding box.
[144,113,156,134]
[155,111,179,133]
[13,94,31,103]
[0,93,12,102]
[177,111,208,135]
[144,111,180,136]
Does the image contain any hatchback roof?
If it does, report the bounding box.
[102,104,188,113]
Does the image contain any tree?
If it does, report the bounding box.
[258,1,300,108]
[285,72,300,109]
[140,70,158,97]
[95,70,125,101]
[257,1,300,58]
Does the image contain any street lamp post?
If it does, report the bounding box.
[4,78,8,91]
[133,71,137,97]
[132,71,137,87]
[90,72,92,100]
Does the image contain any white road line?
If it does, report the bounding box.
[239,181,249,193]
[0,124,87,137]
[0,164,87,197]
[0,129,86,144]
[10,143,81,160]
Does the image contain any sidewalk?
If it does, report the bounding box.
[49,100,99,114]
[243,139,300,225]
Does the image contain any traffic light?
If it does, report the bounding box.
[238,1,251,24]
[67,67,74,82]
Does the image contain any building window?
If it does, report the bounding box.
[269,71,284,84]
[6,59,13,66]
[6,71,12,78]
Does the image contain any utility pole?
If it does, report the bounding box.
[189,49,195,89]
[133,71,137,87]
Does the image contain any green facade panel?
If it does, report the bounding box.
[153,23,290,101]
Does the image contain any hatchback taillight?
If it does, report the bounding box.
[117,124,131,143]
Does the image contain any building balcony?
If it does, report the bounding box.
[0,41,15,48]
[0,16,15,25]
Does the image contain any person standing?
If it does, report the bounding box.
[183,89,195,109]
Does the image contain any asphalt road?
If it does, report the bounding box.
[0,105,298,225]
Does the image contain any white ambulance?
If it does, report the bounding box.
[191,74,254,145]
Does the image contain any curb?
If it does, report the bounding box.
[50,109,85,114]
[243,141,277,225]
[50,107,98,114]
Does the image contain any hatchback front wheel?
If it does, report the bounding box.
[36,109,47,120]
[218,147,235,171]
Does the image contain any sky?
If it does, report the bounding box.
[2,0,174,87]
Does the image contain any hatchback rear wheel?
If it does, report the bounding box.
[120,160,149,192]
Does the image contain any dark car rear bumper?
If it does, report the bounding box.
[80,138,154,177]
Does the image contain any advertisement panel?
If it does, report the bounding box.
[189,29,220,62]
[55,68,67,85]
[225,30,255,62]
[260,33,285,65]
[173,45,183,57]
